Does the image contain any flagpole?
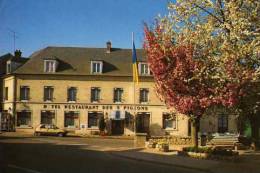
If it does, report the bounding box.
[132,32,136,134]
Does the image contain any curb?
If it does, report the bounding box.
[0,132,134,140]
[66,132,134,140]
[77,135,134,140]
[109,152,213,173]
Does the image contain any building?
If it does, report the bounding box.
[1,43,238,136]
[0,50,28,130]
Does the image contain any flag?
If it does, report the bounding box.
[132,34,139,84]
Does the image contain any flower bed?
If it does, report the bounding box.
[179,146,239,161]
[148,136,192,145]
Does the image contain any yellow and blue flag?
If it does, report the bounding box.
[132,37,139,84]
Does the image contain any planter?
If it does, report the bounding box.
[156,143,169,152]
[100,131,106,136]
[145,141,157,148]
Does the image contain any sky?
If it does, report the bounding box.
[0,0,169,57]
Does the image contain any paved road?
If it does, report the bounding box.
[0,136,204,173]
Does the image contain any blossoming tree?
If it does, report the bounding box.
[144,0,259,147]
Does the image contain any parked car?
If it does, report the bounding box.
[34,124,67,137]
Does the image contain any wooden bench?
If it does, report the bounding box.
[207,134,241,149]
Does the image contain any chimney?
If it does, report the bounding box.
[14,50,22,58]
[106,41,112,53]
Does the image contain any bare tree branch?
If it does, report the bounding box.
[193,3,223,24]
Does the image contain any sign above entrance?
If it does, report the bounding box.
[42,104,148,111]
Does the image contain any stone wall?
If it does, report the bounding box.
[148,136,192,145]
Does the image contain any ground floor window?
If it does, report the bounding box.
[64,111,80,128]
[88,112,103,128]
[218,114,228,133]
[162,113,177,130]
[136,112,150,133]
[41,110,56,125]
[17,111,31,127]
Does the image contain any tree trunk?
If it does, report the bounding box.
[191,117,200,148]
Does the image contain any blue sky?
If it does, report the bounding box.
[0,0,169,57]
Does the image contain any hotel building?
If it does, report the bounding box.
[1,42,238,136]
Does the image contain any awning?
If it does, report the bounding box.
[110,111,125,120]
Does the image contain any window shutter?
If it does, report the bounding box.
[162,114,166,129]
[113,89,117,102]
[97,88,100,101]
[44,88,48,101]
[145,89,149,102]
[27,88,30,100]
[74,88,77,101]
[139,90,142,103]
[20,87,23,100]
[50,88,54,101]
[91,88,94,102]
[67,88,70,101]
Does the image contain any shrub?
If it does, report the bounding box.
[183,147,212,153]
[182,147,238,156]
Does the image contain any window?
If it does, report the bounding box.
[20,86,30,101]
[88,112,102,128]
[91,87,100,102]
[163,113,177,129]
[218,114,228,133]
[139,88,149,103]
[6,62,11,73]
[125,112,134,128]
[44,60,56,73]
[17,111,31,127]
[114,88,123,103]
[136,112,150,133]
[67,87,77,102]
[139,62,150,75]
[41,110,56,125]
[4,87,8,101]
[91,61,103,74]
[64,111,80,128]
[44,86,54,102]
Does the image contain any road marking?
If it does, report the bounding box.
[8,164,43,173]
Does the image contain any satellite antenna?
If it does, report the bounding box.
[7,28,19,53]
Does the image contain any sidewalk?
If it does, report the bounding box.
[110,148,260,173]
[0,131,134,140]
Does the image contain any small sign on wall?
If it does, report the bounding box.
[80,124,87,129]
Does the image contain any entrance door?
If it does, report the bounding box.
[218,114,228,133]
[136,113,150,133]
[111,120,124,135]
[0,111,13,131]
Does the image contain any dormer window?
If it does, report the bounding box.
[44,60,57,73]
[139,62,150,75]
[6,61,11,74]
[91,61,103,74]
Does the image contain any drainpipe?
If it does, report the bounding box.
[12,75,17,131]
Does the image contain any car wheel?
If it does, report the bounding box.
[58,133,64,137]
